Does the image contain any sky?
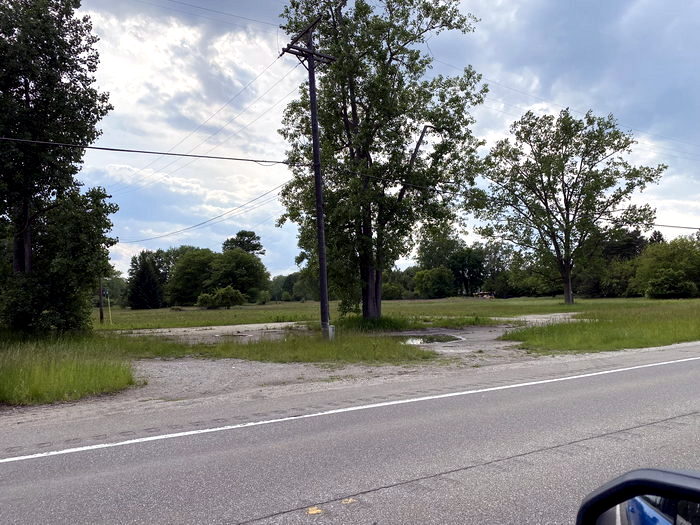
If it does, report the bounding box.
[75,0,700,276]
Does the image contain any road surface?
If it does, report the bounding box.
[2,342,700,523]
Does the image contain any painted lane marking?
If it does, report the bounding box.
[2,355,700,465]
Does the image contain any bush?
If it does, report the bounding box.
[214,286,246,308]
[281,291,293,302]
[646,269,698,299]
[196,292,215,309]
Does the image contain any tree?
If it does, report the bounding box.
[648,230,666,244]
[208,248,269,300]
[417,224,463,271]
[0,0,114,330]
[167,248,216,306]
[222,230,265,255]
[414,267,454,299]
[213,286,245,309]
[417,225,485,295]
[126,251,164,310]
[269,275,287,301]
[279,0,486,318]
[633,236,700,296]
[474,109,665,304]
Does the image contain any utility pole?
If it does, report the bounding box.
[281,18,335,339]
[99,277,104,324]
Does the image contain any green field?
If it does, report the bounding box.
[505,298,700,353]
[94,297,596,331]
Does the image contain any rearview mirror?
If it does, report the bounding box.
[577,469,700,525]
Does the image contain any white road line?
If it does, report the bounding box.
[2,355,700,465]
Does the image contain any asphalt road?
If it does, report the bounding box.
[2,344,700,524]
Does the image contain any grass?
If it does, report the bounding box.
[94,302,323,331]
[504,298,700,354]
[106,333,438,364]
[0,334,135,405]
[94,297,581,331]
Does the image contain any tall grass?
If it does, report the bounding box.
[0,335,135,405]
[504,299,700,353]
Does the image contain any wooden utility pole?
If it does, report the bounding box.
[99,277,104,324]
[281,18,335,339]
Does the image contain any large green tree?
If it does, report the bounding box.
[279,0,486,318]
[208,248,270,301]
[474,109,665,304]
[167,248,216,306]
[126,251,164,310]
[0,0,115,330]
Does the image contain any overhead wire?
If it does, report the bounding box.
[104,56,284,194]
[120,180,289,243]
[128,0,280,35]
[0,137,296,165]
[335,166,699,232]
[110,62,303,196]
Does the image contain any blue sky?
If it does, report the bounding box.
[77,0,700,276]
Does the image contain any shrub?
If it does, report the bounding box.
[196,292,215,309]
[213,286,246,309]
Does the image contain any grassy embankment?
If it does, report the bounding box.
[504,298,700,354]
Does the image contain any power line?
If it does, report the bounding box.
[106,56,283,194]
[0,137,298,165]
[120,180,288,243]
[129,0,278,34]
[110,63,303,196]
[338,166,699,231]
[162,0,279,28]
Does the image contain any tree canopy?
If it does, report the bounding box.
[279,0,486,318]
[222,230,265,256]
[0,0,115,330]
[474,109,665,304]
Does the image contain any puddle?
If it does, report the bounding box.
[207,330,295,344]
[400,334,461,345]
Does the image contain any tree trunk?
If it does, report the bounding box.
[12,200,32,273]
[562,265,574,304]
[362,266,382,319]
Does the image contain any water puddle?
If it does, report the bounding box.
[400,334,461,345]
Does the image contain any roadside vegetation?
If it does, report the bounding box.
[505,299,700,353]
[0,334,134,406]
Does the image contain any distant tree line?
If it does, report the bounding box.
[382,227,700,301]
[123,231,270,309]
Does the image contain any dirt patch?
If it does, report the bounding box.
[114,314,573,402]
[121,321,308,345]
